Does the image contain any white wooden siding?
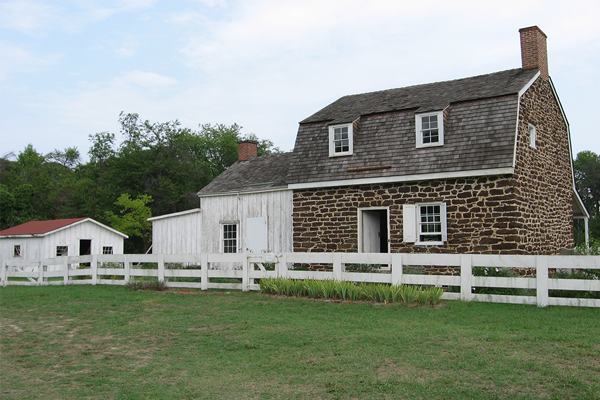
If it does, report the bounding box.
[1,220,125,266]
[200,190,293,254]
[150,191,293,256]
[151,210,202,254]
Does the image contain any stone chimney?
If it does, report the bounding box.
[238,140,258,161]
[519,26,548,78]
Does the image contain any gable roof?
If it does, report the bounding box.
[0,218,128,238]
[197,152,292,196]
[288,68,541,187]
[301,68,540,125]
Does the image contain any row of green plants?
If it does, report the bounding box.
[259,277,444,306]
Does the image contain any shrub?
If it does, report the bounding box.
[125,280,165,291]
[472,267,531,296]
[346,264,379,273]
[259,278,443,306]
[428,287,445,305]
[400,285,419,304]
[549,269,600,299]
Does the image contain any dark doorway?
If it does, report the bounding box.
[79,239,92,256]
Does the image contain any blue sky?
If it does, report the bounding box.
[1,0,599,161]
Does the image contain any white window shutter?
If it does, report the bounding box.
[440,202,448,242]
[403,204,417,243]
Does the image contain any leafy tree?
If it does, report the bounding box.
[0,185,16,228]
[46,147,81,168]
[86,113,280,219]
[574,150,600,243]
[105,194,153,253]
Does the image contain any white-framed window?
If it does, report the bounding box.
[415,112,444,148]
[222,223,238,253]
[14,245,22,257]
[56,246,68,257]
[102,246,113,255]
[328,124,353,157]
[403,202,447,245]
[528,123,536,148]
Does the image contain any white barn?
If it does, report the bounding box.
[149,142,293,256]
[0,218,128,265]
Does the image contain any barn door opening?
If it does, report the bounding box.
[360,209,389,253]
[80,239,92,255]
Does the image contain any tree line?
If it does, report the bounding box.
[1,113,598,252]
[0,113,280,253]
[574,151,600,248]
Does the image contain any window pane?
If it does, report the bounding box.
[223,224,237,253]
[419,205,442,240]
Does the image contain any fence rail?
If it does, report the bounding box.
[2,253,599,308]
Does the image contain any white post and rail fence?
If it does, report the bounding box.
[2,252,599,308]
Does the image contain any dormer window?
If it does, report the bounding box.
[416,111,444,148]
[329,124,353,157]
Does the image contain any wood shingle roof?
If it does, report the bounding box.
[301,68,539,125]
[197,152,292,196]
[196,68,540,194]
[288,68,540,186]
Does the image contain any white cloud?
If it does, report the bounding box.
[0,0,158,34]
[113,35,140,58]
[168,11,208,23]
[0,41,61,81]
[112,70,178,91]
[0,1,57,34]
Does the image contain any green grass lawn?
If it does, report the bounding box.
[1,285,599,400]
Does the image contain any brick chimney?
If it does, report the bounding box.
[519,26,548,78]
[238,140,258,161]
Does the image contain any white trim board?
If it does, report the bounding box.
[197,187,291,198]
[288,167,515,190]
[148,208,201,222]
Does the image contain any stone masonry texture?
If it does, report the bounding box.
[292,77,574,269]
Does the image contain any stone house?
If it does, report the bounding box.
[289,26,587,256]
[150,26,588,258]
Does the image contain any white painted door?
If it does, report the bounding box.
[245,217,267,253]
[362,211,381,253]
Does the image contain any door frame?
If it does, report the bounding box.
[357,207,390,253]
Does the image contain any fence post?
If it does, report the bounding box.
[157,254,165,283]
[242,252,249,291]
[333,253,342,281]
[91,255,98,285]
[1,262,6,287]
[278,253,288,279]
[36,261,43,286]
[124,255,131,283]
[201,253,208,290]
[460,254,472,302]
[391,254,403,286]
[536,256,549,308]
[63,261,69,284]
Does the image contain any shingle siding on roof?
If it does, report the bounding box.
[301,68,538,125]
[198,152,292,195]
[288,95,519,185]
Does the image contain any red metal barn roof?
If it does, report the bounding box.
[0,218,88,236]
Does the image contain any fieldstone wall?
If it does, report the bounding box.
[292,77,574,270]
[293,175,521,255]
[513,76,574,252]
